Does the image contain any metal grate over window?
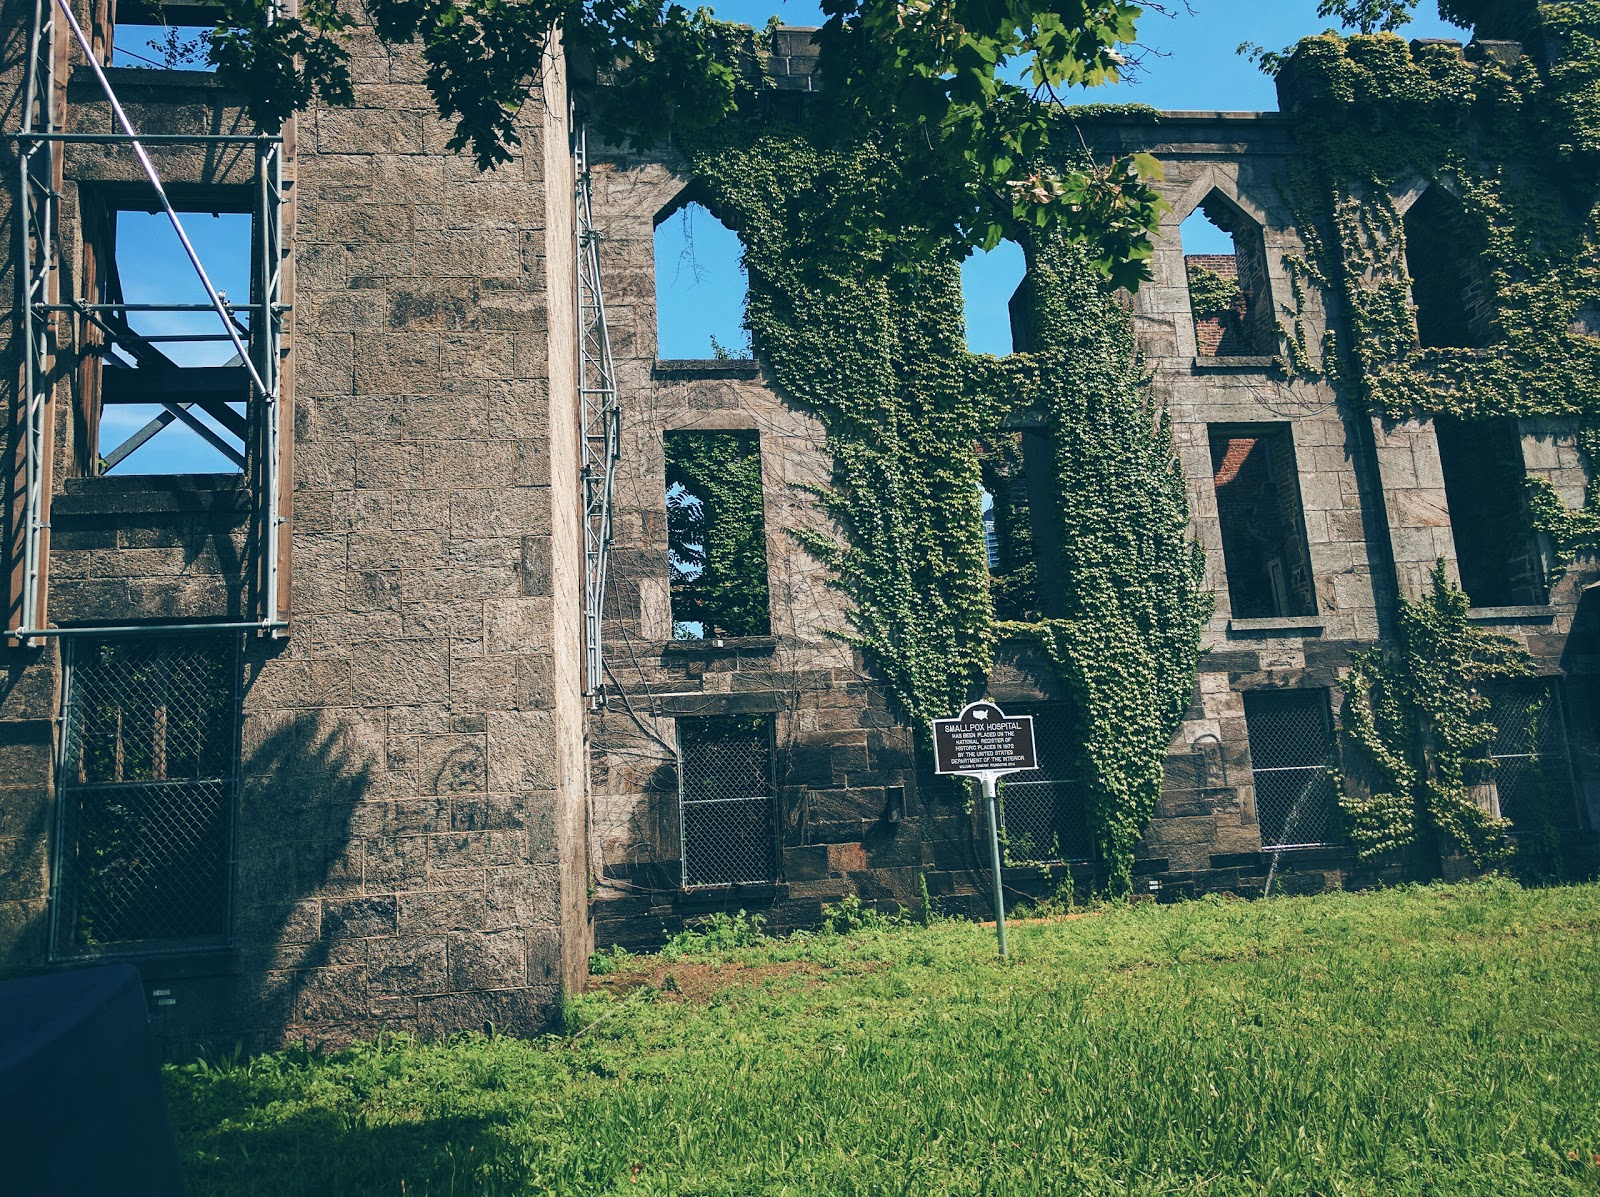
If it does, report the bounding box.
[1243,689,1340,850]
[998,705,1094,864]
[1485,679,1582,833]
[677,715,777,888]
[53,635,242,958]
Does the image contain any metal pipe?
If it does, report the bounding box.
[11,131,282,144]
[982,773,1009,958]
[43,303,267,312]
[53,0,271,402]
[27,620,289,638]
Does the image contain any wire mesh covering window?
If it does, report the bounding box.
[677,715,777,888]
[1484,679,1582,833]
[997,705,1093,864]
[1243,689,1340,850]
[53,635,242,958]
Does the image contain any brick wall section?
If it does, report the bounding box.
[1185,253,1247,357]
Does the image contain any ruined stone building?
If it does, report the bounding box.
[2,7,1596,1050]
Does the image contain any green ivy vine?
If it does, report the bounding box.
[1185,262,1243,320]
[1268,14,1600,863]
[1338,561,1534,869]
[677,117,1207,895]
[1274,16,1600,546]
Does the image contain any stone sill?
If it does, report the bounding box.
[1467,604,1555,624]
[1226,615,1325,636]
[654,359,760,379]
[1161,111,1288,123]
[74,64,229,92]
[660,635,778,656]
[674,883,782,905]
[54,473,249,518]
[41,945,239,982]
[1192,355,1285,373]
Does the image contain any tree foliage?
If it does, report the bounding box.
[193,0,1168,285]
[1316,0,1419,34]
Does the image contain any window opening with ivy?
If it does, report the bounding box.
[960,239,1027,356]
[996,703,1093,864]
[1209,426,1317,619]
[1482,678,1583,834]
[1182,192,1274,357]
[664,430,771,639]
[653,197,750,361]
[978,431,1065,620]
[1403,186,1492,350]
[1243,689,1340,850]
[676,714,777,888]
[1434,415,1546,608]
[52,635,242,959]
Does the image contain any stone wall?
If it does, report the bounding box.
[0,5,589,1052]
[587,101,1600,942]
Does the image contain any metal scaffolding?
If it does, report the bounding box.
[8,0,290,643]
[576,125,621,709]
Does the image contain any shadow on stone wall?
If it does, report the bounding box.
[147,692,378,1056]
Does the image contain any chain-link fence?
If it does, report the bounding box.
[1243,689,1340,850]
[1485,679,1582,832]
[997,705,1094,864]
[54,635,241,958]
[678,714,777,888]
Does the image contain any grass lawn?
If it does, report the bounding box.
[168,880,1600,1195]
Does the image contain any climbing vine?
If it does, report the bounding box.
[1273,15,1600,559]
[664,431,771,638]
[1339,561,1533,869]
[677,117,1206,894]
[1267,12,1600,858]
[1185,262,1243,320]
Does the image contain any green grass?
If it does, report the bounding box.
[168,879,1600,1195]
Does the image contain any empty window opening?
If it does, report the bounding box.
[980,488,1000,569]
[654,199,750,360]
[1405,186,1492,349]
[1243,689,1340,850]
[110,1,221,70]
[961,239,1027,355]
[1434,415,1546,608]
[665,430,770,639]
[997,704,1093,864]
[52,635,241,958]
[1482,679,1583,834]
[86,199,254,476]
[1209,426,1317,619]
[677,715,777,888]
[1182,194,1274,357]
[979,431,1065,620]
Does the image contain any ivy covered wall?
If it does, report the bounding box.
[1275,10,1600,564]
[657,122,1209,894]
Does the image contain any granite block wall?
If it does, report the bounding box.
[0,4,589,1052]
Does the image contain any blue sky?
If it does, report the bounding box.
[106,210,250,473]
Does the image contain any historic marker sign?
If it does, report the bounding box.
[932,701,1037,776]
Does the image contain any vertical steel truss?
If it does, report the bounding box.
[9,0,289,643]
[575,125,621,709]
[15,0,58,641]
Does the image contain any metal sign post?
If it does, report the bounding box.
[931,701,1038,958]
